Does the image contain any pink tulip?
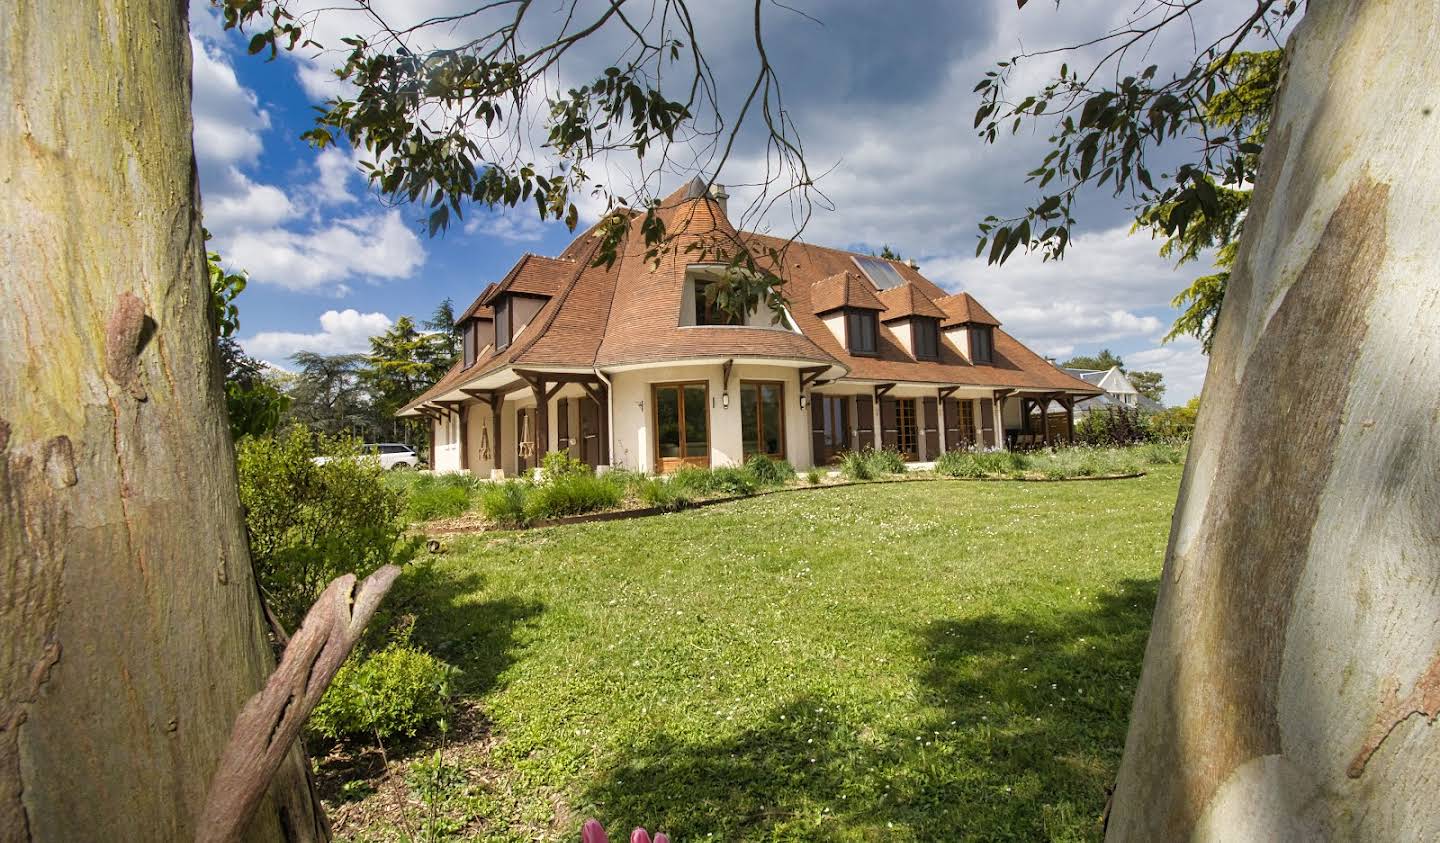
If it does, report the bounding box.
[582,820,669,843]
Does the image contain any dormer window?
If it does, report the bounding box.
[463,321,476,367]
[694,280,742,326]
[913,317,939,361]
[969,325,994,364]
[846,309,879,355]
[495,297,512,350]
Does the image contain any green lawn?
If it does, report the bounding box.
[328,467,1180,842]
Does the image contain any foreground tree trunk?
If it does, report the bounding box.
[1,3,325,840]
[1109,2,1440,838]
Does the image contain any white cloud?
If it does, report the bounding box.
[463,206,548,243]
[202,175,298,233]
[244,309,394,362]
[222,210,425,292]
[311,145,363,206]
[1126,337,1210,405]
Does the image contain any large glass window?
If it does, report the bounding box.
[653,382,710,470]
[895,398,918,460]
[846,309,878,355]
[741,381,785,459]
[495,298,512,350]
[969,325,994,363]
[913,318,939,360]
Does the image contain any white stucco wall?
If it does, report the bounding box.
[608,362,812,471]
[430,410,463,472]
[889,319,913,357]
[944,326,971,361]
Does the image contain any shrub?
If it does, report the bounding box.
[838,450,874,481]
[1134,442,1185,465]
[636,477,691,511]
[805,468,822,485]
[541,450,592,482]
[390,472,478,522]
[480,480,531,528]
[525,472,623,520]
[869,448,908,475]
[237,428,415,631]
[1075,406,1154,446]
[708,466,757,496]
[744,454,794,486]
[309,644,457,741]
[934,449,985,478]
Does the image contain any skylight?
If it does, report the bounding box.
[852,255,907,291]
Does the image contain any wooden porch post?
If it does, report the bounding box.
[530,379,549,458]
[598,383,610,465]
[492,400,503,473]
[1065,396,1076,444]
[459,403,469,470]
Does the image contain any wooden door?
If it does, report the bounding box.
[895,398,919,460]
[556,397,571,456]
[811,395,850,464]
[980,398,996,448]
[880,396,899,451]
[653,382,709,472]
[944,397,961,451]
[855,395,874,451]
[580,396,601,466]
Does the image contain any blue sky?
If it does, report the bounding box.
[190,0,1283,404]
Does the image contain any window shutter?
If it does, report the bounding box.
[810,396,827,466]
[981,398,996,447]
[944,397,961,450]
[854,395,874,450]
[922,397,940,457]
[579,397,599,465]
[880,397,898,451]
[557,398,570,455]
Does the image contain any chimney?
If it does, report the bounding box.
[709,183,729,216]
[906,258,919,270]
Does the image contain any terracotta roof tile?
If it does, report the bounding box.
[811,271,885,314]
[877,283,948,322]
[936,292,1002,327]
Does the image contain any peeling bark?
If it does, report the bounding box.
[1109,2,1440,839]
[1,2,326,840]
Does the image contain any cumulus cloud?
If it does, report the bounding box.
[189,4,427,293]
[1126,337,1211,405]
[463,206,548,243]
[244,309,394,363]
[223,211,425,292]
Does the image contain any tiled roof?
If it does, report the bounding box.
[811,271,885,314]
[936,292,1002,327]
[457,283,498,322]
[401,179,1101,414]
[877,283,948,322]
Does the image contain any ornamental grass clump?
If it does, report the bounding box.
[636,476,692,511]
[934,449,986,478]
[391,472,479,522]
[838,449,875,481]
[868,448,908,475]
[479,480,531,528]
[743,454,794,487]
[524,472,623,520]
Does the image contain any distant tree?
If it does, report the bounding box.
[423,297,461,368]
[878,244,904,261]
[207,240,289,439]
[364,316,450,443]
[1127,370,1166,404]
[1061,349,1125,371]
[284,351,374,438]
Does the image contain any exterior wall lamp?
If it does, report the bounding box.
[722,391,730,409]
[798,393,808,410]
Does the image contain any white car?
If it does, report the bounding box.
[313,443,421,470]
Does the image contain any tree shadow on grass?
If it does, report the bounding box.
[580,577,1158,841]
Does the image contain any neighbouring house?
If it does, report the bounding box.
[400,178,1102,474]
[1063,367,1165,416]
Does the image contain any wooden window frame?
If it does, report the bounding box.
[740,380,786,460]
[846,309,880,356]
[895,398,919,460]
[957,400,977,446]
[913,317,940,361]
[651,380,711,472]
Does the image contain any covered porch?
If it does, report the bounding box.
[1000,390,1081,449]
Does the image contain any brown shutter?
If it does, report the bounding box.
[810,396,827,465]
[556,397,570,455]
[922,397,940,457]
[981,398,996,447]
[880,397,898,451]
[944,397,961,450]
[854,395,874,451]
[580,397,599,466]
[460,404,470,470]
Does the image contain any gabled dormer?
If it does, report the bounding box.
[876,284,948,361]
[478,253,572,351]
[936,292,1002,365]
[811,271,886,356]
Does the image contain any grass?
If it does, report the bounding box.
[934,442,1184,481]
[326,465,1181,841]
[387,472,482,522]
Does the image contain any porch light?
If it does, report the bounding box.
[722,391,730,409]
[798,393,808,410]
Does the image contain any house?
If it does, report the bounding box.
[1063,367,1165,415]
[399,178,1102,474]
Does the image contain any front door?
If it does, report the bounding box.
[516,406,537,474]
[817,395,849,464]
[653,382,709,472]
